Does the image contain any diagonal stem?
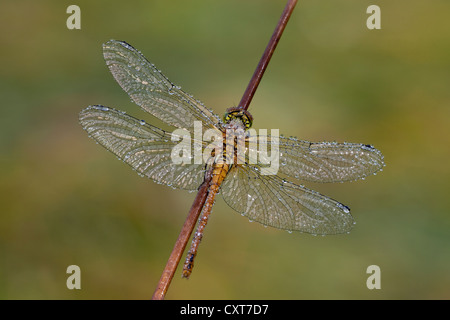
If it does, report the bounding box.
[239,0,298,111]
[151,0,298,300]
[151,174,212,300]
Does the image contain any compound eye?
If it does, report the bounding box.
[224,108,253,128]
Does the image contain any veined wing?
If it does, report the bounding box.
[103,40,222,133]
[220,164,354,235]
[79,105,207,190]
[248,133,385,183]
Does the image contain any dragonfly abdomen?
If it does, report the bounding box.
[182,163,230,278]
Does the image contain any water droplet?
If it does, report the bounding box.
[97,106,109,111]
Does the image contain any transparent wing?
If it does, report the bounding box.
[79,105,207,190]
[248,132,385,183]
[103,40,222,132]
[220,164,354,235]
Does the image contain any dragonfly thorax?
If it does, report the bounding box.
[224,107,253,129]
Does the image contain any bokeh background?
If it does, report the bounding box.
[1,0,449,299]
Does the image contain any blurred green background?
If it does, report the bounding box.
[1,0,449,299]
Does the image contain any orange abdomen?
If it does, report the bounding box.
[182,163,230,278]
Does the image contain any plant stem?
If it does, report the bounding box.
[151,174,212,300]
[239,0,298,111]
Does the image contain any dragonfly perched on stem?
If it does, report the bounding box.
[79,40,385,279]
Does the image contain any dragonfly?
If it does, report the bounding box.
[79,40,385,278]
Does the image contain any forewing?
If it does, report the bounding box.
[79,105,206,190]
[220,165,354,235]
[103,40,222,132]
[250,133,385,183]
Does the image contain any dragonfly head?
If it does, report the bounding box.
[224,107,253,129]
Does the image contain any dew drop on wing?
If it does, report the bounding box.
[338,203,351,214]
[97,106,109,111]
